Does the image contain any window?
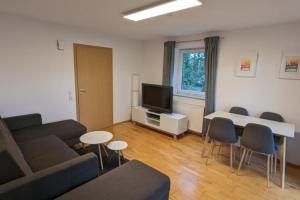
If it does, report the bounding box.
[174,48,205,99]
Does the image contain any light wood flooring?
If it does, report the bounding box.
[105,122,300,200]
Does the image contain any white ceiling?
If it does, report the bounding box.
[1,0,300,40]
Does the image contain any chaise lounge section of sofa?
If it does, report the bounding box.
[56,160,170,200]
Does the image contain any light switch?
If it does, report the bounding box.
[57,40,64,50]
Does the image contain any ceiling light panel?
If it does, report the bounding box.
[123,0,202,21]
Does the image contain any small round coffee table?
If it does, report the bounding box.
[107,141,128,166]
[80,131,113,170]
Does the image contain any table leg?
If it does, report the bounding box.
[280,136,287,189]
[230,144,233,170]
[102,144,109,158]
[201,123,211,158]
[98,144,104,171]
[118,151,121,166]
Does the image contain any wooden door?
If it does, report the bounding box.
[74,44,113,131]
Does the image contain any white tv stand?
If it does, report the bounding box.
[131,106,188,139]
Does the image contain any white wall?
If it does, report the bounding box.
[173,96,205,132]
[141,38,166,85]
[0,14,143,123]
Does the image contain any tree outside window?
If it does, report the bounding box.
[181,51,205,93]
[174,48,205,99]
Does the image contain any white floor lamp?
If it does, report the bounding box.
[131,73,140,107]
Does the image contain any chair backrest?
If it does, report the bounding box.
[208,117,237,144]
[260,112,284,122]
[241,123,275,154]
[229,107,249,116]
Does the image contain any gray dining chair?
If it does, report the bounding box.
[229,107,249,137]
[237,123,275,187]
[260,112,284,122]
[229,107,249,161]
[229,107,249,116]
[259,112,284,174]
[245,112,284,173]
[245,112,284,170]
[206,117,238,170]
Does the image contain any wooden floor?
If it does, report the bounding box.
[105,122,300,200]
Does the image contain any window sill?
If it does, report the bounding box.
[174,94,205,100]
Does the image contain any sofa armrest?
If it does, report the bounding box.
[0,153,99,200]
[3,114,42,131]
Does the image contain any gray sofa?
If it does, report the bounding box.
[0,114,170,200]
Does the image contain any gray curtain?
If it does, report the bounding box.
[162,41,176,86]
[202,36,220,135]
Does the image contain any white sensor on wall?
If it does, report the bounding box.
[57,40,64,50]
[123,0,202,21]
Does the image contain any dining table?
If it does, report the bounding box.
[202,111,295,189]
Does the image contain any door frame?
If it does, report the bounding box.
[73,43,113,122]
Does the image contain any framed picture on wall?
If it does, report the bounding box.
[279,52,300,80]
[235,51,259,78]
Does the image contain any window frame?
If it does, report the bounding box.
[174,48,206,99]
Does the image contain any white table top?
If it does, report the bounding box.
[205,111,295,138]
[80,131,113,145]
[107,141,128,151]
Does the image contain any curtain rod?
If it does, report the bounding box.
[176,37,224,44]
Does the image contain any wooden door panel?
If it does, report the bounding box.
[74,44,113,131]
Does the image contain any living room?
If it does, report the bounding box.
[1,0,300,199]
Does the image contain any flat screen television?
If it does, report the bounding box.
[142,83,173,113]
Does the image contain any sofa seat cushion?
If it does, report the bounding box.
[56,160,170,200]
[12,120,86,145]
[19,135,79,172]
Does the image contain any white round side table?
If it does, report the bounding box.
[80,131,113,170]
[107,141,128,166]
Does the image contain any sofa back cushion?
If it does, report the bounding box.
[0,119,32,184]
[4,113,42,131]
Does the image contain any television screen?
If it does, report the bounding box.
[142,83,173,113]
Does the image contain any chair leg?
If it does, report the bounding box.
[211,141,216,155]
[233,146,236,165]
[267,155,270,187]
[270,155,274,175]
[247,151,253,165]
[237,148,247,175]
[244,149,249,164]
[230,144,233,170]
[218,143,222,155]
[206,140,216,165]
[274,153,277,174]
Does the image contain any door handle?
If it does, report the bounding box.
[79,89,86,95]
